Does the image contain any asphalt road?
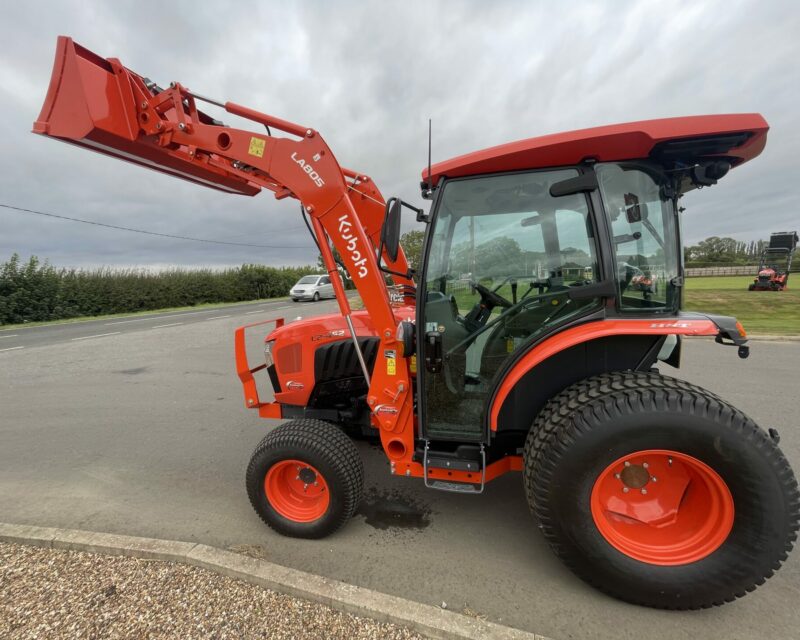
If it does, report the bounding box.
[1,304,799,640]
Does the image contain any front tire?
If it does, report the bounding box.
[246,419,364,539]
[524,371,799,609]
[312,292,320,302]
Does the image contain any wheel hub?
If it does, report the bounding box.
[619,463,650,489]
[264,459,330,523]
[591,449,734,565]
[298,467,317,485]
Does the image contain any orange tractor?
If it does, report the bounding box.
[748,231,797,291]
[34,37,798,609]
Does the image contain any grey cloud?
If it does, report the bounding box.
[1,0,798,269]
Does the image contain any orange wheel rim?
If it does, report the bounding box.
[590,449,734,565]
[265,459,330,523]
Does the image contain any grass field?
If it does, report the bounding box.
[684,276,799,336]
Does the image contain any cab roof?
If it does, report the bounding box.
[422,114,768,187]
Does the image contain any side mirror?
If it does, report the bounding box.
[381,197,402,262]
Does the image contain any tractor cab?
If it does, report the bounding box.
[417,162,680,442]
[405,118,763,447]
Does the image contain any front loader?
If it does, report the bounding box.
[34,36,799,609]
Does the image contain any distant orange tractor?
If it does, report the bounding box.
[749,231,798,291]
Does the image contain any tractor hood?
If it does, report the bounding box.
[265,305,415,345]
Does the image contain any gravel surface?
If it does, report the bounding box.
[0,542,424,640]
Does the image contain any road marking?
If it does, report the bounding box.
[105,309,215,325]
[273,306,292,310]
[0,346,24,352]
[152,322,183,329]
[245,310,266,315]
[0,334,19,339]
[71,332,121,341]
[206,315,231,320]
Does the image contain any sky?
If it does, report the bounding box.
[1,0,798,270]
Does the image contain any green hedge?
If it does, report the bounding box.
[0,254,318,325]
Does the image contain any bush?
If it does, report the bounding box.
[0,254,317,325]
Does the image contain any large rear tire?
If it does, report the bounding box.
[523,371,799,609]
[246,419,364,539]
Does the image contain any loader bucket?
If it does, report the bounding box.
[33,36,259,196]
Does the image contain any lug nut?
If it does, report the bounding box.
[643,462,649,469]
[614,473,621,479]
[624,461,631,467]
[641,488,648,495]
[623,487,629,493]
[652,476,658,482]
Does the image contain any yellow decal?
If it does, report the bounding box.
[248,137,265,158]
[506,338,514,353]
[386,357,396,376]
[410,354,417,374]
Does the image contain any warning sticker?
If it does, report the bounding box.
[386,357,396,376]
[409,354,417,374]
[248,137,265,158]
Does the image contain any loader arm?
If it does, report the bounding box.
[33,36,418,471]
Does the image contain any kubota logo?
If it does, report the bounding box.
[338,214,368,279]
[291,152,325,188]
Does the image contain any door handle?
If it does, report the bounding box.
[424,331,443,373]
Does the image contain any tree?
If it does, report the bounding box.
[399,230,425,272]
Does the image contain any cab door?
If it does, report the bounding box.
[418,169,603,442]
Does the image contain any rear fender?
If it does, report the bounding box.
[488,315,744,431]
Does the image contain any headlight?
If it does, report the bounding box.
[264,340,275,368]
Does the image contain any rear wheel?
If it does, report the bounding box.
[524,371,799,609]
[246,419,364,538]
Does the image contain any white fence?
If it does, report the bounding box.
[685,266,759,277]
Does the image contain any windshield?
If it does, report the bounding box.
[297,276,320,285]
[596,163,680,310]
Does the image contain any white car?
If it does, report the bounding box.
[290,274,336,302]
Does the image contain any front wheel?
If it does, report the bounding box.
[312,292,320,302]
[524,371,799,609]
[246,419,364,538]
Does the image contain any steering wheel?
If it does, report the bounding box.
[472,281,513,309]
